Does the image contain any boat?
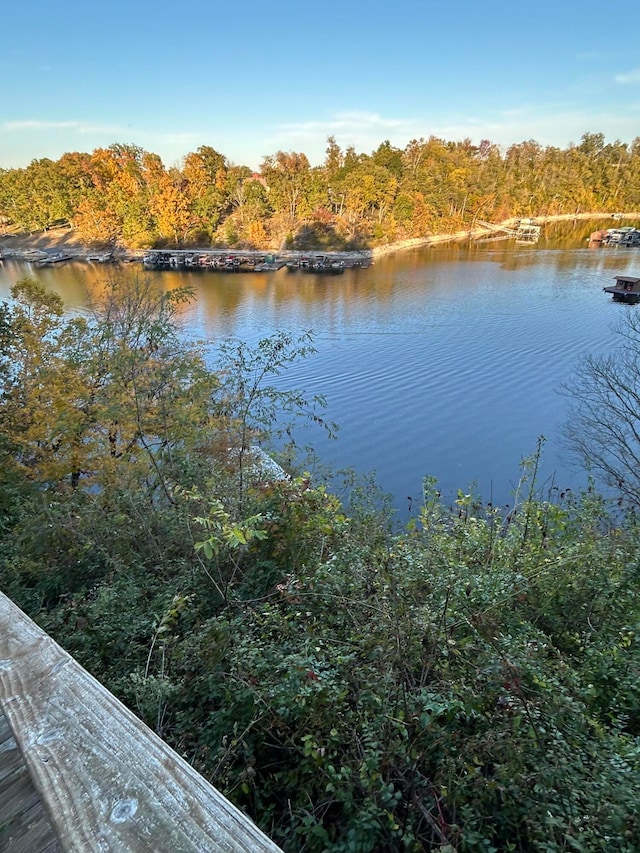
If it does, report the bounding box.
[289,255,345,275]
[34,251,73,267]
[603,228,640,247]
[86,251,113,263]
[603,274,640,303]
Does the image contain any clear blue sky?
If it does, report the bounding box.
[2,0,638,170]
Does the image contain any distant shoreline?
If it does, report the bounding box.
[370,212,640,257]
[2,212,639,264]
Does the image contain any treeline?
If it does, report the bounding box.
[1,277,640,850]
[1,132,640,249]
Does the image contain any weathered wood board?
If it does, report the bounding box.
[0,709,61,852]
[0,591,282,852]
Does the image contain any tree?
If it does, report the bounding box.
[0,276,217,495]
[260,151,313,232]
[0,278,93,485]
[371,139,403,179]
[563,309,640,507]
[323,135,343,183]
[180,148,231,240]
[213,331,336,509]
[223,167,270,239]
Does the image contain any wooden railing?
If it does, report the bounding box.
[0,591,282,852]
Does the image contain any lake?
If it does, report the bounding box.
[2,218,638,517]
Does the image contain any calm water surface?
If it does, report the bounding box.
[2,219,638,515]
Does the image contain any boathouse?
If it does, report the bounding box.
[603,275,640,303]
[0,591,282,852]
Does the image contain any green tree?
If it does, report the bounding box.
[213,331,335,508]
[180,147,231,240]
[0,278,92,485]
[260,151,313,236]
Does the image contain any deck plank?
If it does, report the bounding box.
[0,709,61,852]
[0,591,282,852]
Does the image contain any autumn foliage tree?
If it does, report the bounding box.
[2,131,640,248]
[0,276,217,494]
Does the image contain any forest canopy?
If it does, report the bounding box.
[1,132,638,250]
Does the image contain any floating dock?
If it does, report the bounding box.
[286,256,345,275]
[86,251,114,263]
[589,227,640,247]
[141,249,372,274]
[475,218,541,243]
[603,274,640,303]
[34,251,74,267]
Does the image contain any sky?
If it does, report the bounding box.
[2,0,639,171]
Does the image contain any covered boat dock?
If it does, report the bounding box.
[603,274,640,303]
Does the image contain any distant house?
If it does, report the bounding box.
[247,172,269,190]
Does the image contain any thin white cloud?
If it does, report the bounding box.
[2,121,202,145]
[263,105,640,167]
[4,120,82,131]
[576,51,601,61]
[615,69,640,84]
[2,104,639,174]
[2,119,129,135]
[280,112,411,135]
[266,112,416,159]
[431,107,640,149]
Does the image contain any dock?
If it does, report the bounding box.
[34,251,74,267]
[603,274,640,303]
[590,227,640,247]
[2,245,373,275]
[475,218,541,243]
[475,217,542,243]
[286,256,345,274]
[141,249,372,273]
[86,251,114,263]
[515,219,541,242]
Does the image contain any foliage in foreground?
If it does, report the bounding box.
[1,278,640,851]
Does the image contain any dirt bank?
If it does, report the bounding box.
[2,212,639,262]
[0,226,89,257]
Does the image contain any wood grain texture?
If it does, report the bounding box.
[0,592,282,852]
[0,710,61,852]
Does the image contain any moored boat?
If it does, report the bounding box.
[596,227,640,247]
[86,251,113,263]
[34,251,73,267]
[288,255,345,275]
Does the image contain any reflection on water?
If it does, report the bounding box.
[1,219,639,516]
